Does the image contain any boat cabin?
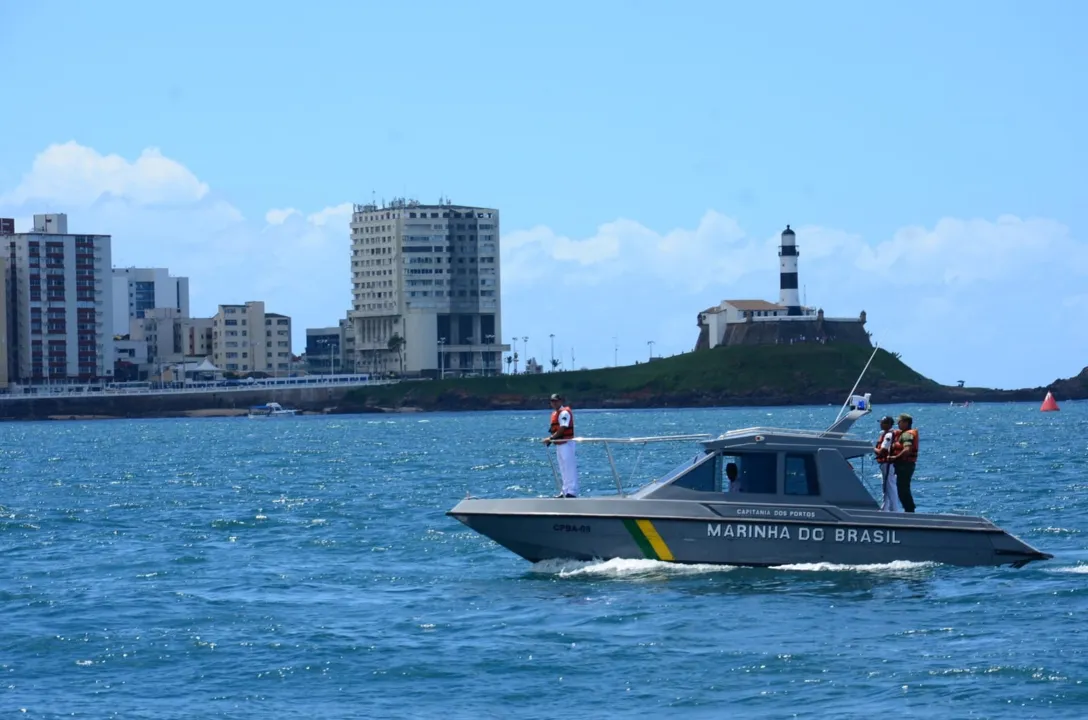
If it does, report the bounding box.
[630,425,880,509]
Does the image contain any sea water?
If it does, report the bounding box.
[1,402,1086,718]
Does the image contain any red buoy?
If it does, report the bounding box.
[1040,391,1060,412]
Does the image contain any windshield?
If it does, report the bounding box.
[656,451,715,485]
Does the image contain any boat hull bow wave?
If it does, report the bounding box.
[448,497,1052,569]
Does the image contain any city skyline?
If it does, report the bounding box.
[2,2,1086,388]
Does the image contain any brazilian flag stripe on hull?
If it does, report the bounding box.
[622,518,675,562]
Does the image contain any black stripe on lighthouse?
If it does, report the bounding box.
[780,272,798,290]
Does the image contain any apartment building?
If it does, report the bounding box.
[211,301,293,375]
[349,197,510,376]
[178,317,213,358]
[5,214,114,383]
[0,254,8,389]
[120,308,214,379]
[111,267,190,335]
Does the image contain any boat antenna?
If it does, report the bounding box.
[834,342,880,424]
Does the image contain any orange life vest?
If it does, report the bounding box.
[549,405,574,440]
[895,428,919,463]
[875,428,900,462]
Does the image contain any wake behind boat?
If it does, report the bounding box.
[447,392,1052,569]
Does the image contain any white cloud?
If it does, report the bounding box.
[306,203,353,227]
[502,211,764,292]
[1,141,209,206]
[265,208,299,225]
[1,141,1084,390]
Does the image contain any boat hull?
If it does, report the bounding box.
[447,498,1052,569]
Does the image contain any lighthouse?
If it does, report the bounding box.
[778,225,802,316]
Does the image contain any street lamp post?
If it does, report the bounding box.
[549,333,555,371]
[647,340,655,361]
[521,336,528,371]
[438,337,446,379]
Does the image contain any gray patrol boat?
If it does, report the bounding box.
[447,392,1052,569]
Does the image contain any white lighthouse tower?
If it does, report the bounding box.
[778,224,802,316]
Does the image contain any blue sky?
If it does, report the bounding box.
[1,0,1086,389]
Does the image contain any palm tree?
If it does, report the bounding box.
[387,333,405,375]
[504,355,513,373]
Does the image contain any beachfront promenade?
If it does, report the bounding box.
[0,373,398,402]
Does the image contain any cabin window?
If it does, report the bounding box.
[670,452,720,492]
[730,453,777,494]
[784,454,820,496]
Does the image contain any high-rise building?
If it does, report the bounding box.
[111,267,190,335]
[349,197,510,376]
[6,214,114,383]
[211,301,293,375]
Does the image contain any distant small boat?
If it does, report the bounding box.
[247,401,299,418]
[1040,392,1060,412]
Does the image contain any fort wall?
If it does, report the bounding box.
[720,318,872,347]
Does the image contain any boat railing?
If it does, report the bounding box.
[546,434,713,497]
[572,434,715,445]
[716,426,861,440]
[546,425,867,497]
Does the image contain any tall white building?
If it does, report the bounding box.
[111,267,190,335]
[211,301,293,375]
[5,214,115,382]
[349,198,511,376]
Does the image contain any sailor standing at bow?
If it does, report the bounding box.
[874,416,902,512]
[543,393,579,498]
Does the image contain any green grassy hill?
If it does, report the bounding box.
[343,344,970,412]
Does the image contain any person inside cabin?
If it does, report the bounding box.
[874,416,902,512]
[543,393,579,498]
[888,413,919,512]
[725,462,740,492]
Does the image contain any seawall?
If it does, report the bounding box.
[0,384,382,421]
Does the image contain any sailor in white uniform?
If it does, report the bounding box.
[875,416,902,512]
[544,393,579,497]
